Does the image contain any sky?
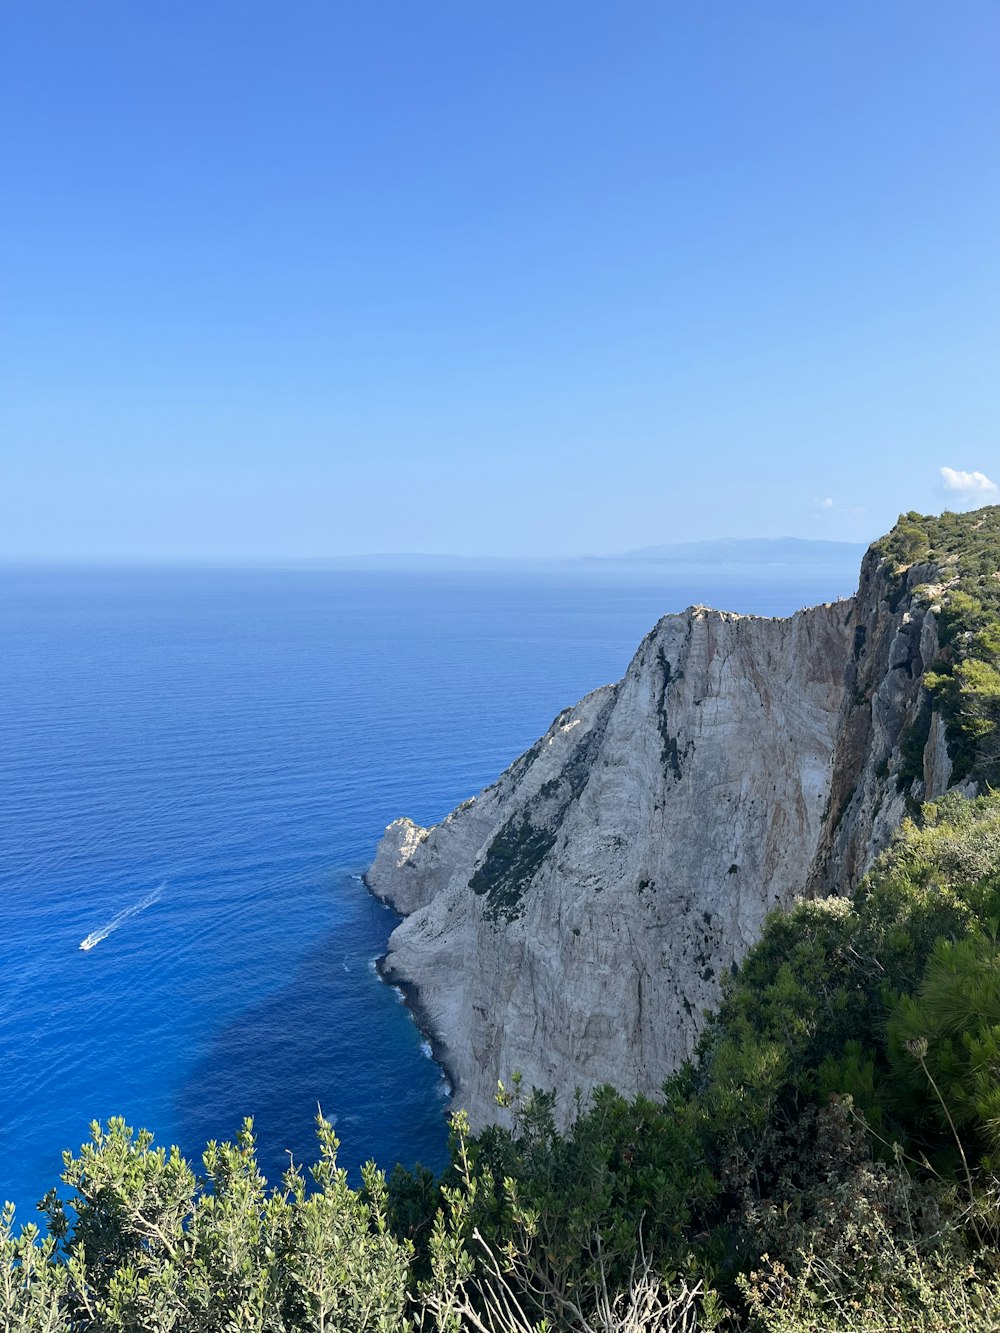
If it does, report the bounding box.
[2,1,999,560]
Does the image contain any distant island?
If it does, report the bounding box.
[297,536,867,573]
[588,535,868,566]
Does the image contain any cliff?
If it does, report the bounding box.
[367,528,974,1127]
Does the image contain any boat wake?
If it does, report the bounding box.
[79,885,164,951]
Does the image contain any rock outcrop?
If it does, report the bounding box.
[367,544,957,1127]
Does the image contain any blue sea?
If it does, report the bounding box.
[0,562,858,1221]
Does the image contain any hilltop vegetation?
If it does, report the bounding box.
[874,506,1000,785]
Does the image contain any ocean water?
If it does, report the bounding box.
[0,562,858,1221]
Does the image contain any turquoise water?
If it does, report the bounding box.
[0,563,856,1220]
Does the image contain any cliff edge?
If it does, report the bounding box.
[367,521,982,1127]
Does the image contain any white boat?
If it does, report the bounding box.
[77,885,163,952]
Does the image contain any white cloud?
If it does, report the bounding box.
[940,466,997,495]
[819,497,834,509]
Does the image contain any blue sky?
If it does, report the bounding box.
[2,1,998,559]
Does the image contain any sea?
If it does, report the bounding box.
[0,560,859,1221]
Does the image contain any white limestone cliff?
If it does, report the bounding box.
[367,550,955,1127]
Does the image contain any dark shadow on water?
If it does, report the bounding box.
[173,899,451,1188]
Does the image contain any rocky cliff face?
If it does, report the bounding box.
[808,555,961,896]
[367,544,958,1127]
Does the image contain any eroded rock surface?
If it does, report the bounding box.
[367,547,957,1127]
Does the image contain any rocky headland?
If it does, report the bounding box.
[366,523,977,1127]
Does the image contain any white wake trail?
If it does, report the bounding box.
[79,885,164,951]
